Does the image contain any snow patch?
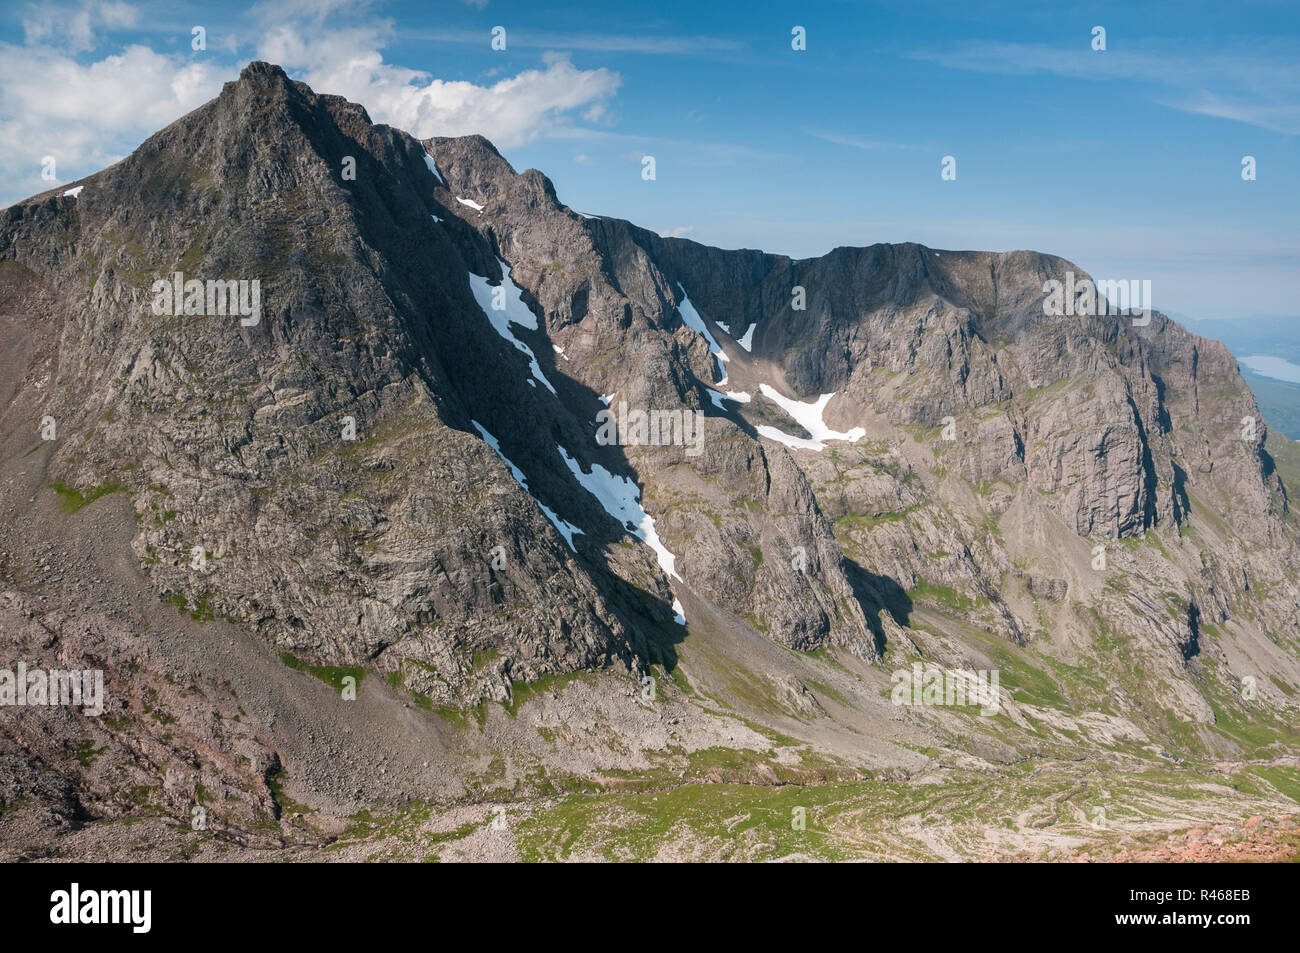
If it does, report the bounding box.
[431,214,443,223]
[706,388,752,410]
[755,425,825,451]
[456,196,485,212]
[676,283,730,384]
[62,186,83,198]
[472,421,582,551]
[737,323,757,352]
[423,152,445,186]
[535,502,579,549]
[672,599,686,625]
[467,260,556,394]
[755,384,865,451]
[557,445,680,580]
[553,345,569,361]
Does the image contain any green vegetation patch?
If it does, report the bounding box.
[279,652,365,694]
[49,481,126,513]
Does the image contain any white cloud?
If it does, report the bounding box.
[804,130,915,151]
[0,43,225,203]
[258,20,623,149]
[401,27,743,56]
[1173,89,1300,137]
[98,1,137,27]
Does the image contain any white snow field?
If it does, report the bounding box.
[676,284,730,383]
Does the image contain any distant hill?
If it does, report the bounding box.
[1187,316,1300,439]
[1244,371,1300,440]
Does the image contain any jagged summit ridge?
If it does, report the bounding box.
[0,61,1295,738]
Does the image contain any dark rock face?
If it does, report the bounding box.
[2,61,1297,721]
[0,63,669,706]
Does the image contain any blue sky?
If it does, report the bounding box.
[2,0,1297,320]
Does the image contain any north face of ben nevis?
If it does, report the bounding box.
[0,62,1297,861]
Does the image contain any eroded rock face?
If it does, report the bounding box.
[1,61,1298,729]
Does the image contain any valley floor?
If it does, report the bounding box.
[3,768,1297,862]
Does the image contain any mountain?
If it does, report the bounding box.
[1,63,1297,862]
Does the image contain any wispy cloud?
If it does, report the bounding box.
[402,27,744,56]
[804,130,916,151]
[912,38,1300,134]
[552,127,791,165]
[1172,89,1300,136]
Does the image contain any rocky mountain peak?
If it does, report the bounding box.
[1,62,1296,738]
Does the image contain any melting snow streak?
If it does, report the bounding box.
[468,260,557,395]
[737,323,757,351]
[557,445,680,580]
[423,153,445,186]
[676,283,730,384]
[472,421,581,551]
[706,388,752,410]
